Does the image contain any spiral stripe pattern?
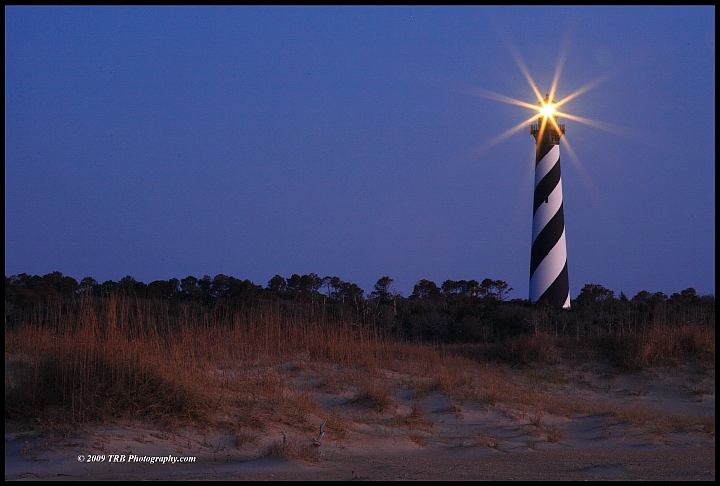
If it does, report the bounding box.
[530,143,570,308]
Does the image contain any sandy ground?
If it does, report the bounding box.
[5,359,715,480]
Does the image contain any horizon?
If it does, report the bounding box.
[5,269,712,300]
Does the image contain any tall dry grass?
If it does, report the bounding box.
[609,324,715,370]
[5,295,395,426]
[5,294,715,432]
[6,297,209,424]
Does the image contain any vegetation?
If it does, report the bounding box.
[6,272,713,345]
[4,271,715,431]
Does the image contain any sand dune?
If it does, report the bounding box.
[5,358,714,480]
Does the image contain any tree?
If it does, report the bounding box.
[300,273,323,294]
[198,275,213,302]
[577,283,615,306]
[284,273,322,298]
[370,276,394,302]
[324,276,343,300]
[118,275,146,297]
[78,276,98,295]
[211,274,232,299]
[631,290,652,302]
[8,273,31,288]
[180,276,202,301]
[411,280,441,300]
[320,276,361,304]
[670,287,700,305]
[147,279,179,300]
[228,278,262,302]
[167,278,180,299]
[320,276,334,297]
[5,273,39,308]
[43,271,78,298]
[286,274,303,295]
[441,280,464,295]
[478,279,513,301]
[342,282,365,303]
[632,290,667,306]
[465,279,480,297]
[98,280,118,296]
[492,280,513,301]
[267,275,287,296]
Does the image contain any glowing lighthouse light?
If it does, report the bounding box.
[540,100,556,118]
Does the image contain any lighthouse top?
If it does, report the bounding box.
[530,94,565,145]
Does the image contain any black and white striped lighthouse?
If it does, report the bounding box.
[529,94,570,308]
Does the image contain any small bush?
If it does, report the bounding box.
[494,333,558,365]
[262,435,321,463]
[350,378,393,412]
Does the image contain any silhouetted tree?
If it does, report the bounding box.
[577,283,615,306]
[180,276,202,301]
[479,279,513,301]
[411,279,441,300]
[147,279,179,300]
[118,275,146,297]
[210,274,232,299]
[670,287,700,305]
[98,280,118,297]
[267,275,287,297]
[441,279,464,295]
[197,275,213,303]
[43,271,78,298]
[227,277,262,303]
[370,276,394,303]
[79,276,98,295]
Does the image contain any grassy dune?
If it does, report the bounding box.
[5,295,715,453]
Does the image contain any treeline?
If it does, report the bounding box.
[5,271,715,344]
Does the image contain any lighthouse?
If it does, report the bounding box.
[529,94,570,308]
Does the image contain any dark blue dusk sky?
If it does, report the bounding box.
[5,6,715,299]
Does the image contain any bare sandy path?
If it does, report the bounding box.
[226,447,716,481]
[5,440,714,481]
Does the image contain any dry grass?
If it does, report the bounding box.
[524,414,564,443]
[413,363,473,398]
[261,433,322,463]
[5,317,212,425]
[349,380,394,413]
[543,423,564,443]
[324,409,354,442]
[4,295,715,447]
[610,325,715,370]
[407,430,428,447]
[443,399,463,414]
[474,432,501,449]
[608,404,715,436]
[234,430,260,448]
[491,332,559,366]
[4,296,393,427]
[394,402,434,431]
